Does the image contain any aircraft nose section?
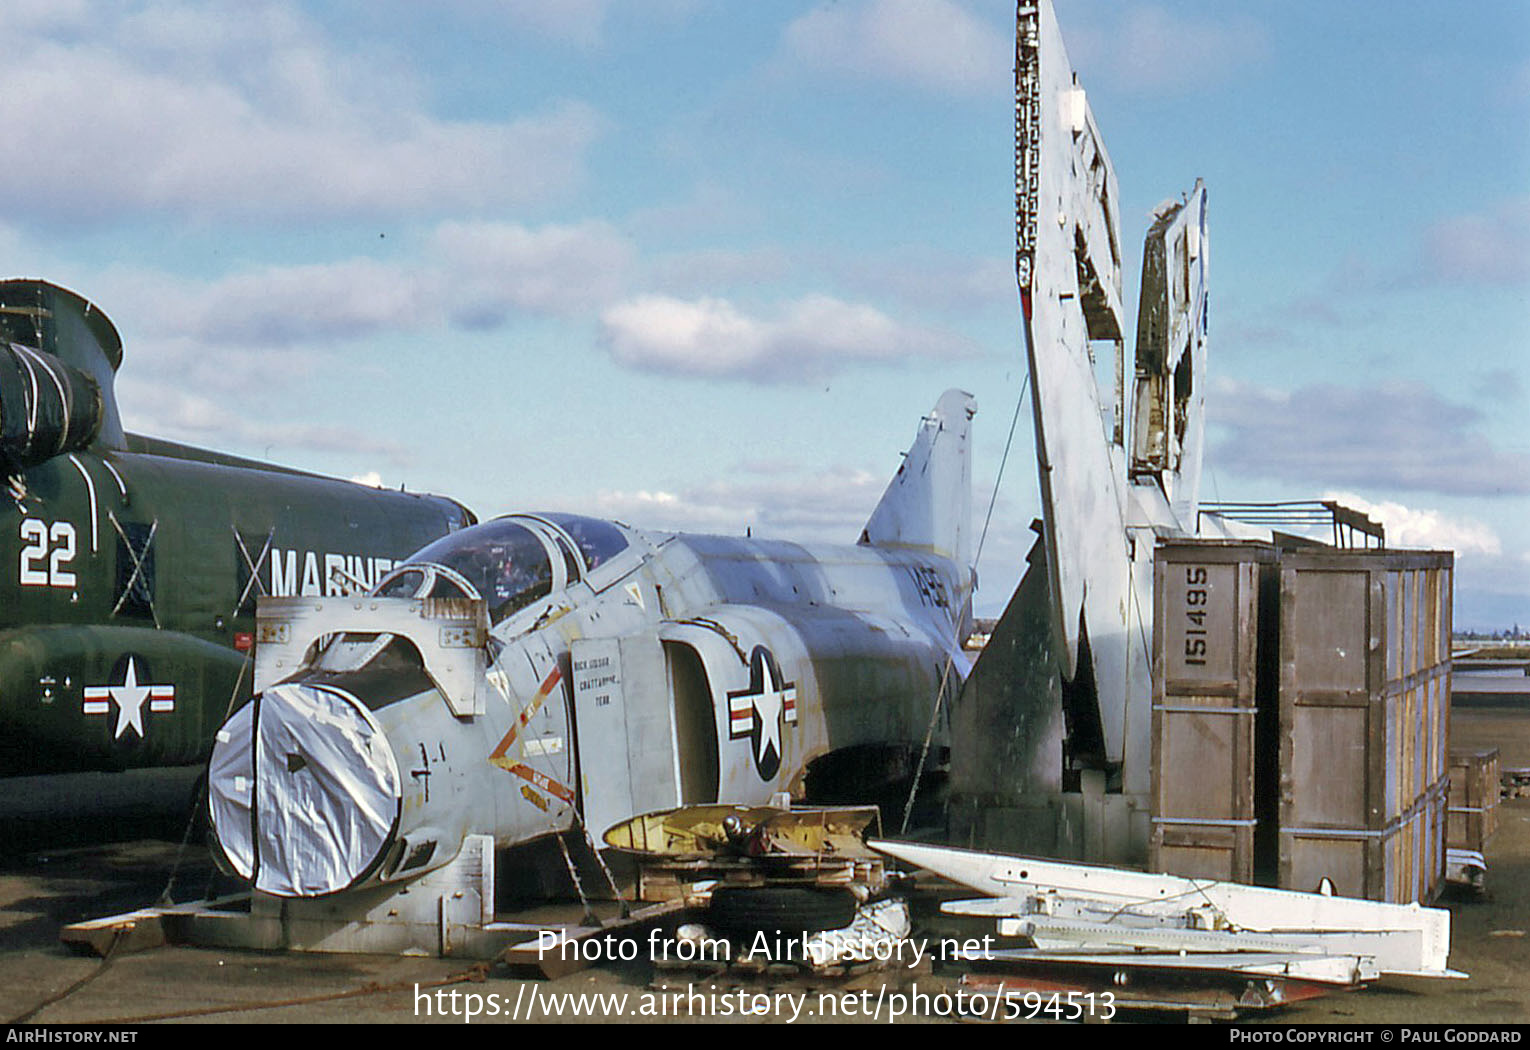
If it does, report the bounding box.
[208,682,401,897]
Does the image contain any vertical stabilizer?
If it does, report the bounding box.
[860,389,975,573]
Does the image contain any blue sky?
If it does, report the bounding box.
[3,0,1526,628]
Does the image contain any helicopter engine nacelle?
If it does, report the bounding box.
[0,342,103,472]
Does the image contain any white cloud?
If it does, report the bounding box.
[494,0,612,47]
[1453,547,1530,631]
[1210,378,1530,497]
[781,0,1009,96]
[94,219,634,349]
[1320,492,1502,557]
[430,221,634,324]
[0,1,602,224]
[625,182,764,241]
[592,465,886,541]
[599,293,977,382]
[1066,2,1269,93]
[442,0,699,48]
[114,380,411,465]
[1472,367,1527,406]
[840,253,1012,313]
[131,259,425,347]
[0,0,90,34]
[648,247,792,295]
[1422,198,1530,287]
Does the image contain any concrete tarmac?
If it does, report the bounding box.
[2,705,1527,1026]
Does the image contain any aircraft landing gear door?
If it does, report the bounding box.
[570,635,680,842]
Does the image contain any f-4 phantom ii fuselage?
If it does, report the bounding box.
[208,390,975,898]
[0,280,474,776]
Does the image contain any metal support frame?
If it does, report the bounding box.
[63,834,683,963]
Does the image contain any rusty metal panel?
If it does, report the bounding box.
[1150,541,1275,882]
[1278,549,1453,903]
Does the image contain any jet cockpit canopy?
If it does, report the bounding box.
[373,513,633,624]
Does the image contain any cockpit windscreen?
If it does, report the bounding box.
[392,520,553,622]
[540,513,629,573]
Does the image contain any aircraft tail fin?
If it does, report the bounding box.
[859,389,975,569]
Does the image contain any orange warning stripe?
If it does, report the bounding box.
[494,760,575,805]
[489,666,562,760]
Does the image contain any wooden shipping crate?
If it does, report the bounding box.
[1277,549,1453,902]
[1150,541,1277,882]
[1278,779,1447,904]
[1448,747,1500,851]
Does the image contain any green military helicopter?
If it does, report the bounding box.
[0,279,474,776]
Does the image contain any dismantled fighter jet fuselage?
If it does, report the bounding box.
[65,3,1462,982]
[206,0,1213,901]
[208,392,975,897]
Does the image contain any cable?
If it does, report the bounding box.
[899,373,1031,835]
[8,930,125,1024]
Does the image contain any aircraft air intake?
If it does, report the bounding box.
[0,341,104,472]
[208,682,403,897]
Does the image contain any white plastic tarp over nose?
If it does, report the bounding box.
[207,701,257,880]
[248,683,401,897]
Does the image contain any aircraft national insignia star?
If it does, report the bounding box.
[727,646,798,780]
[81,656,175,739]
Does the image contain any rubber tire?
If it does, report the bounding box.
[707,886,859,937]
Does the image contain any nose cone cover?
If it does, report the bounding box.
[208,683,401,897]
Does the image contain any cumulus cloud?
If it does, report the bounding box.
[0,0,90,34]
[599,293,977,382]
[493,0,612,46]
[96,219,633,348]
[1472,367,1527,405]
[648,247,792,296]
[591,464,887,541]
[1210,379,1530,497]
[84,219,974,392]
[781,0,1009,96]
[440,0,698,48]
[0,0,601,225]
[1066,2,1269,93]
[1421,198,1530,287]
[840,253,1012,313]
[126,259,425,347]
[114,380,412,465]
[625,183,764,241]
[430,221,635,324]
[1320,492,1502,556]
[1452,546,1530,631]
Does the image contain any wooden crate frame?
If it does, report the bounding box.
[1277,550,1453,903]
[1150,542,1277,882]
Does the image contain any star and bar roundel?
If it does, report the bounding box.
[81,654,176,739]
[727,646,797,781]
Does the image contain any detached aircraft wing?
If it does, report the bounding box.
[1015,0,1132,742]
[1015,1,1209,766]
